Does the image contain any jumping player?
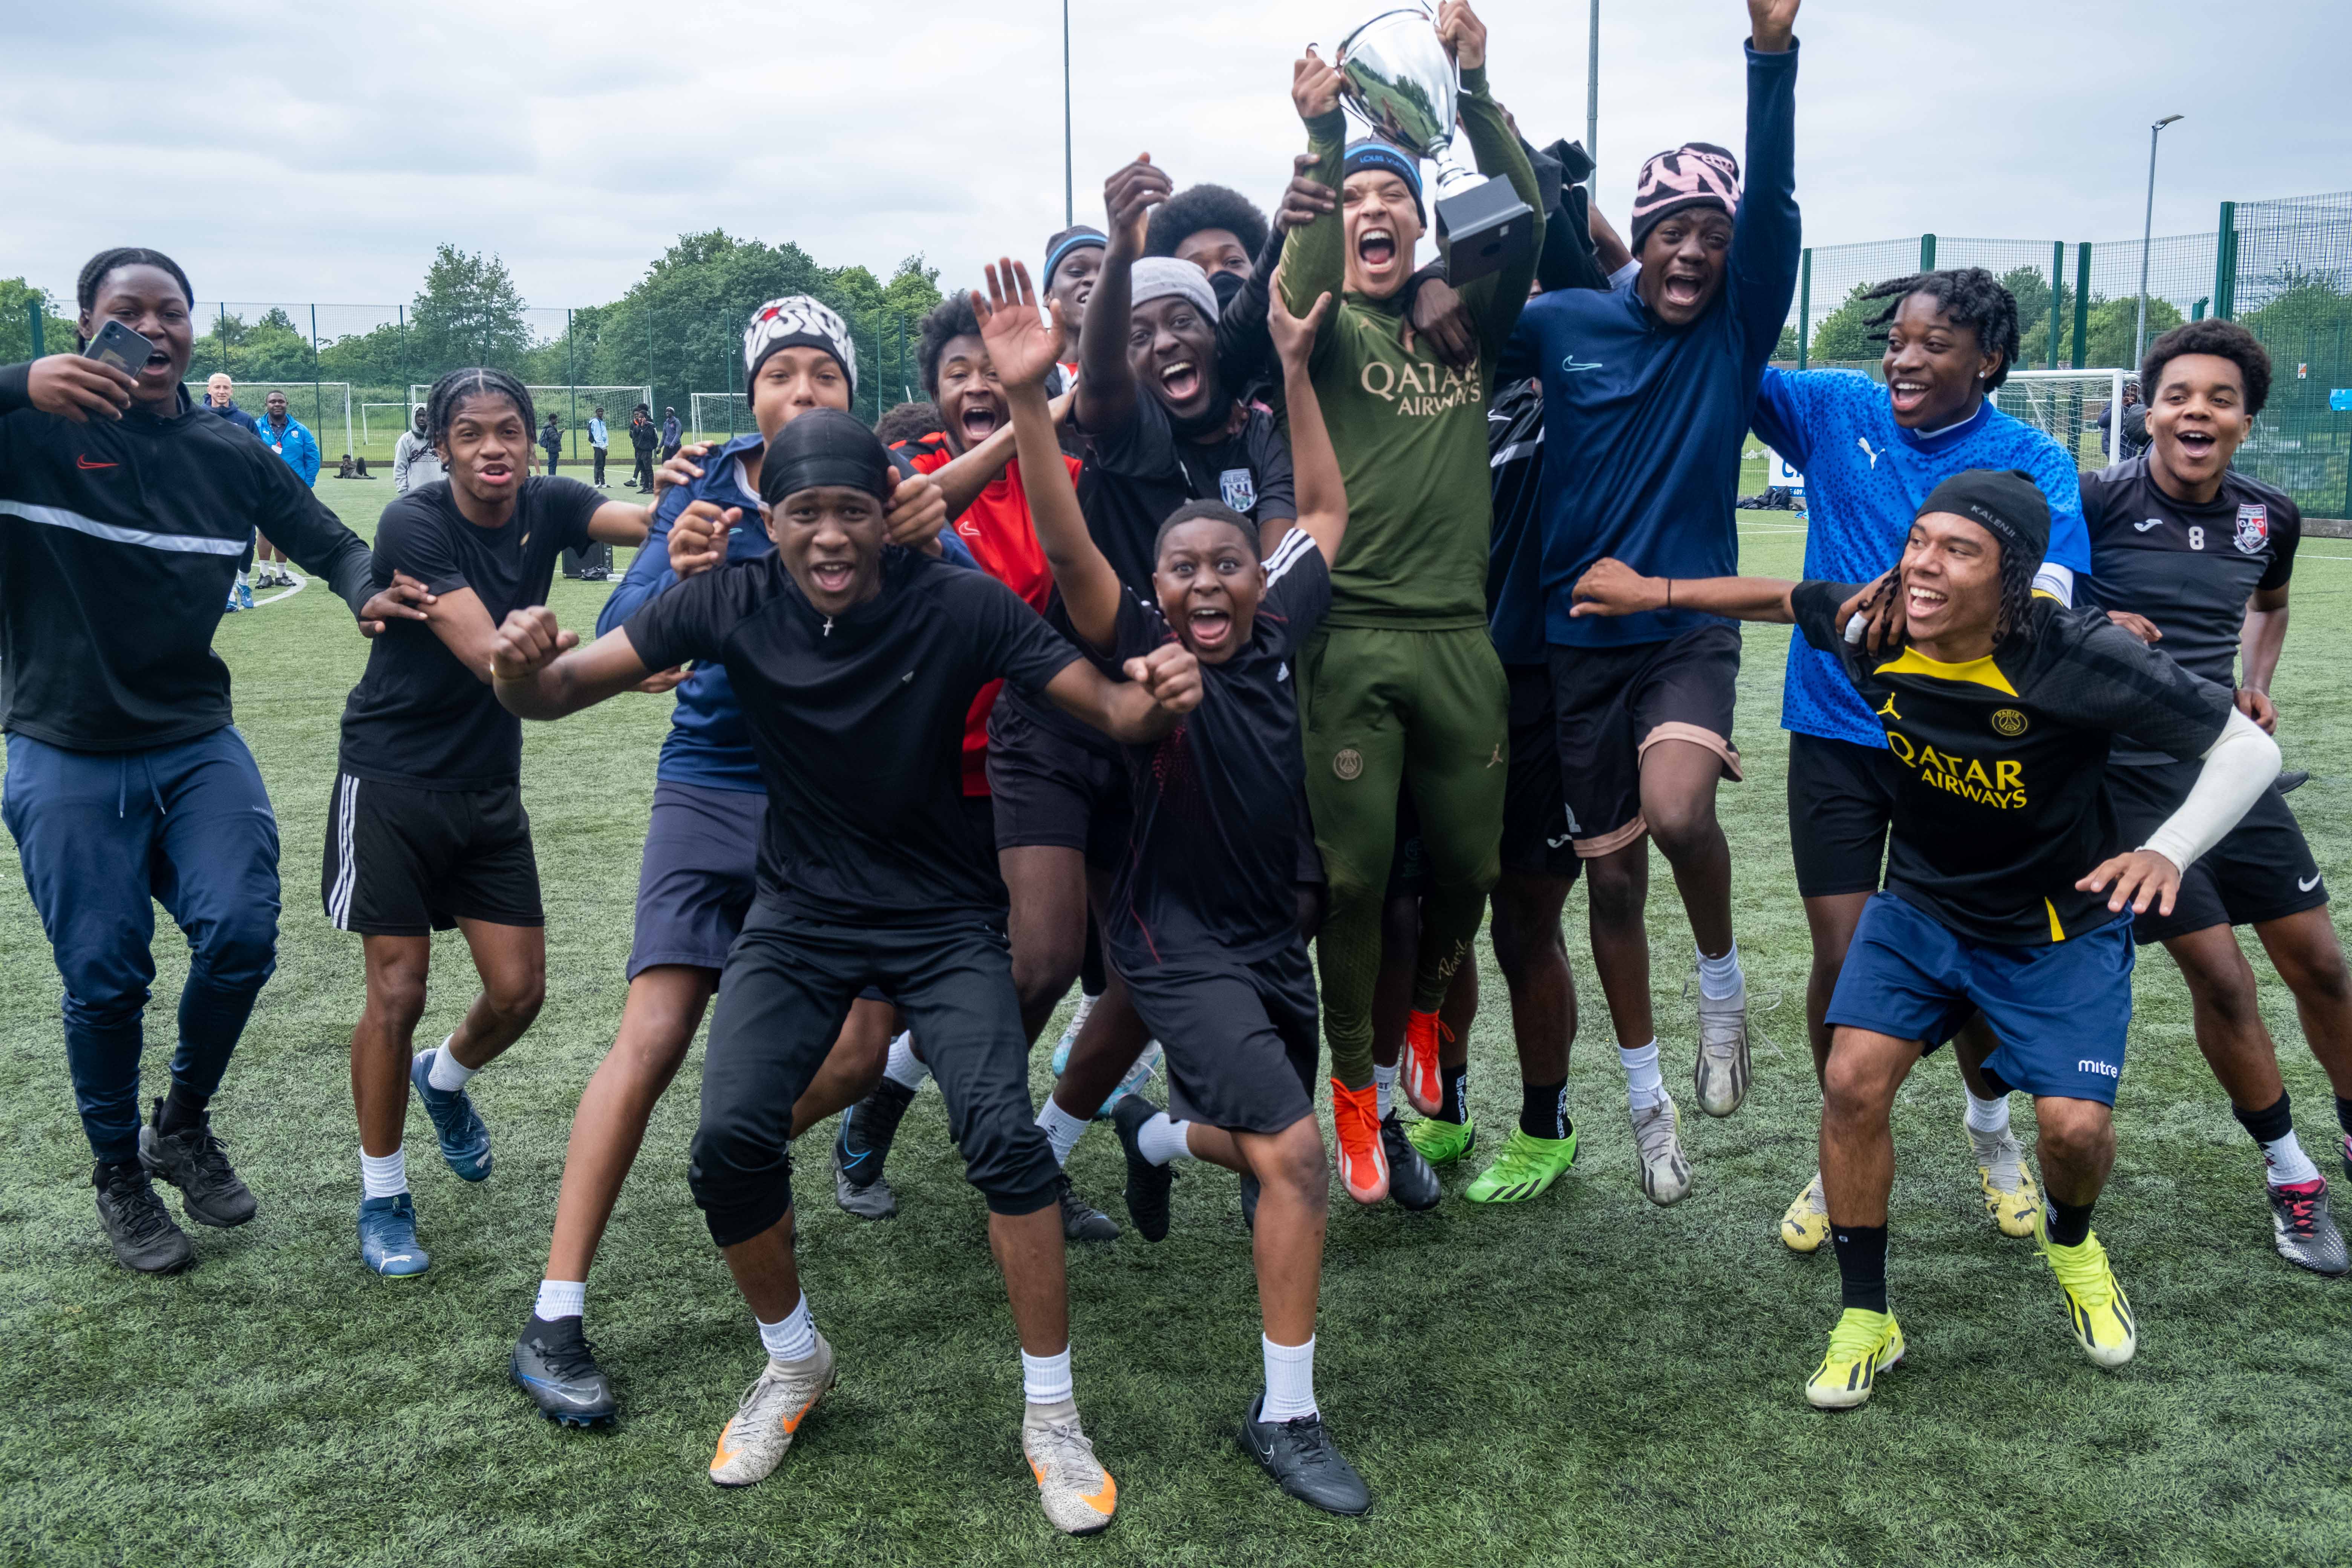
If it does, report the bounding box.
[1571,467,2278,1406]
[488,407,1199,1528]
[2087,319,2352,1274]
[325,368,652,1277]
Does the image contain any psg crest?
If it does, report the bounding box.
[2235,503,2269,554]
[1220,468,1257,513]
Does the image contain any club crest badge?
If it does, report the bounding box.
[2235,503,2269,555]
[1219,468,1257,513]
[1991,709,2027,737]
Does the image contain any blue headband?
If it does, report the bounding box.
[1343,139,1426,224]
[1043,228,1107,287]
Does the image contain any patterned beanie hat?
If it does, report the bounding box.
[743,296,856,397]
[1629,141,1742,253]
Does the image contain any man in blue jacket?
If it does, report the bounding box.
[1508,0,1800,1205]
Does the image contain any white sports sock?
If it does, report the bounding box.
[360,1147,407,1199]
[1036,1096,1090,1167]
[1021,1345,1074,1405]
[2263,1131,2322,1188]
[1619,1041,1665,1110]
[1137,1111,1195,1167]
[757,1294,818,1364]
[427,1037,476,1092]
[1697,941,1743,1001]
[1965,1090,2012,1136]
[1373,1062,1398,1121]
[883,1031,929,1090]
[535,1279,586,1320]
[1261,1334,1318,1422]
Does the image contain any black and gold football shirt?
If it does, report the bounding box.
[1791,584,2233,945]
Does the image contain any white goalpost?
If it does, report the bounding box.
[360,402,411,447]
[188,380,352,458]
[1991,368,2128,467]
[689,391,752,444]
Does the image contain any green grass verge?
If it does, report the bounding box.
[3,481,2349,1566]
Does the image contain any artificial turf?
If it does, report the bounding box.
[2,480,2349,1567]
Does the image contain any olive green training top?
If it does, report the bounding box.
[1278,66,1544,631]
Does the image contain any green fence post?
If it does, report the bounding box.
[2213,201,2237,320]
[2193,298,2207,321]
[2048,242,2064,369]
[220,302,230,375]
[566,308,579,459]
[26,298,41,357]
[726,306,740,440]
[1919,232,1936,272]
[310,303,323,445]
[2072,242,2092,369]
[646,309,657,421]
[1796,248,1811,371]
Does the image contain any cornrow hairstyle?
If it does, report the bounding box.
[2141,318,2271,418]
[425,368,535,450]
[74,247,193,347]
[1153,497,1260,563]
[1861,267,2021,391]
[1144,184,1271,265]
[916,293,983,399]
[1993,537,2038,645]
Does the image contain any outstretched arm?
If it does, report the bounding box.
[1440,1,1546,351]
[1276,51,1348,337]
[1075,155,1173,437]
[974,259,1124,652]
[2079,707,2280,917]
[1041,640,1202,744]
[491,606,654,720]
[1569,558,1798,623]
[1266,273,1346,564]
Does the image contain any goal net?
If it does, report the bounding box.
[1991,369,2127,469]
[361,402,413,446]
[186,380,352,458]
[691,392,752,444]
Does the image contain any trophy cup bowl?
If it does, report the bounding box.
[1334,3,1534,286]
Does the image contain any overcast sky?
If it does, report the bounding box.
[13,0,2349,320]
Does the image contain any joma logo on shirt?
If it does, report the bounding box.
[1883,730,2026,807]
[1359,359,1481,417]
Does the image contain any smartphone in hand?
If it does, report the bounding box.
[84,320,154,377]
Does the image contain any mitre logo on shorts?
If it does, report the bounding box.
[1332,747,1364,781]
[1990,709,2027,737]
[2235,503,2269,555]
[1219,468,1257,512]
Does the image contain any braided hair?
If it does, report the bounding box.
[1860,268,2020,391]
[1992,536,2038,645]
[1144,184,1271,265]
[74,247,193,347]
[424,368,535,451]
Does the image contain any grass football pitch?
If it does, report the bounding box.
[3,481,2349,1568]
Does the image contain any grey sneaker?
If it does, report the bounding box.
[1630,1093,1691,1206]
[707,1335,837,1488]
[2267,1178,2351,1276]
[1022,1400,1117,1535]
[1693,976,1751,1117]
[831,1144,897,1221]
[1968,1123,2042,1238]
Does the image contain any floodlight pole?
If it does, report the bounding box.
[2136,114,2182,374]
[1585,0,1599,197]
[1063,0,1074,227]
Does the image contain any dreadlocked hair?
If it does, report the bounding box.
[74,247,193,347]
[1861,268,2020,391]
[1144,184,1271,265]
[1993,537,2039,645]
[425,368,535,449]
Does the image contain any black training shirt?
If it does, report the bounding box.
[1790,583,2233,945]
[1099,529,1330,969]
[2082,455,2298,765]
[338,476,600,789]
[622,545,1084,920]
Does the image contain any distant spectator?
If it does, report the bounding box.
[628,403,657,490]
[248,390,318,593]
[202,372,259,435]
[334,453,375,480]
[588,404,610,487]
[540,413,562,475]
[2090,376,2151,462]
[659,405,681,462]
[392,405,444,493]
[875,399,943,447]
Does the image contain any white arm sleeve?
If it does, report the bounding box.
[2141,707,2280,872]
[2032,560,2075,606]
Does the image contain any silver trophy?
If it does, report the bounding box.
[1335,3,1534,285]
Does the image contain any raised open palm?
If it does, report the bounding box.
[971,259,1066,391]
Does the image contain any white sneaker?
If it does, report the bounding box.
[1631,1092,1692,1206]
[1023,1400,1117,1535]
[1693,975,1750,1117]
[1051,991,1099,1077]
[707,1335,837,1488]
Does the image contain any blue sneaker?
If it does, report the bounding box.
[236,581,255,611]
[1050,991,1098,1078]
[411,1049,493,1181]
[359,1193,429,1276]
[1096,1041,1162,1119]
[222,591,242,614]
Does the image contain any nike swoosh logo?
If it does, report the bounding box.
[1547,832,1572,848]
[712,1422,740,1468]
[2134,520,2163,531]
[1560,358,1605,374]
[2300,874,2322,891]
[76,455,119,470]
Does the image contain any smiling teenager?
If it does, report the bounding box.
[323,368,654,1280]
[1571,466,2280,1406]
[511,297,962,1425]
[0,247,378,1273]
[1279,0,1544,1205]
[2086,320,2352,1276]
[1750,268,2095,1252]
[487,407,1202,1530]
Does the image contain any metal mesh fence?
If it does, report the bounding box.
[2228,191,2352,519]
